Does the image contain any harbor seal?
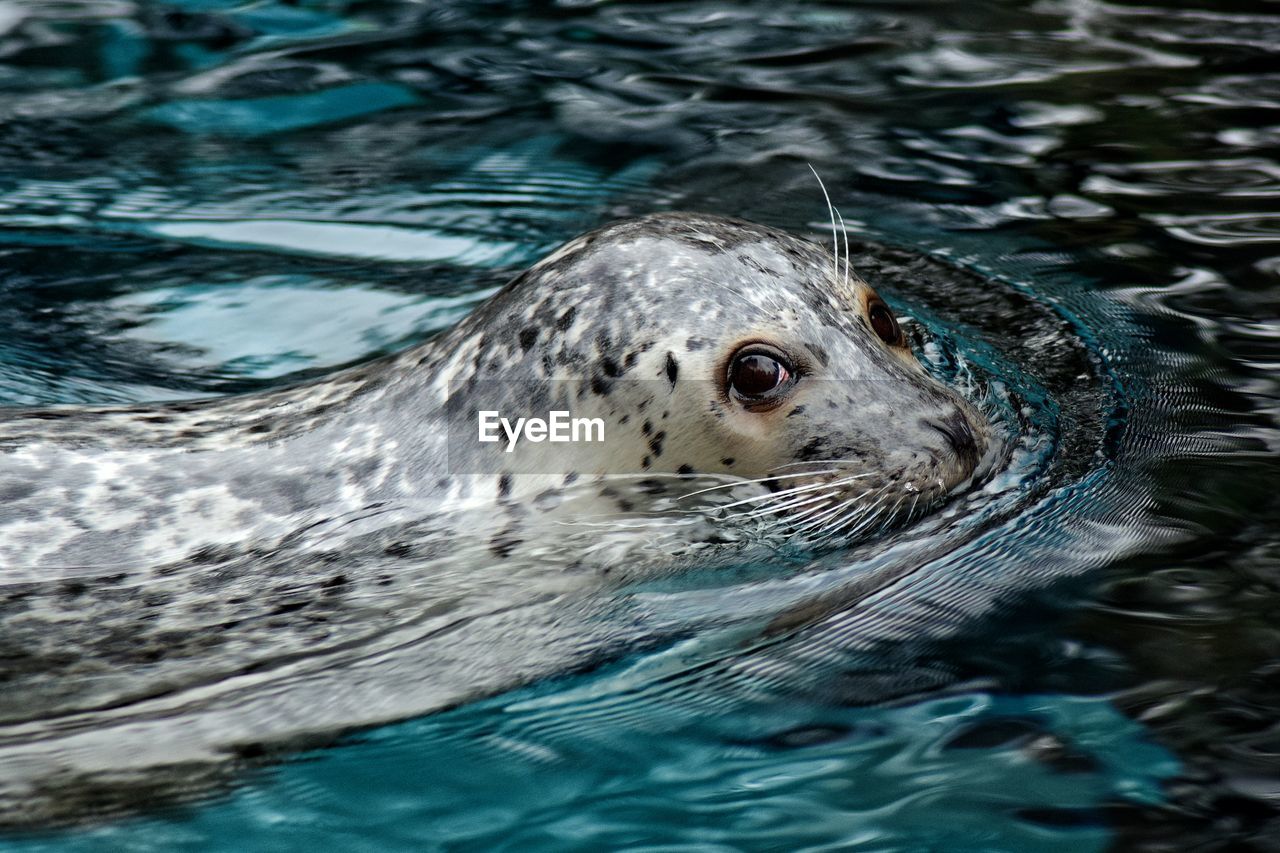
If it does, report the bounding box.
[0,212,990,575]
[0,211,996,825]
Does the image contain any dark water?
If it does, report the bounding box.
[0,0,1277,849]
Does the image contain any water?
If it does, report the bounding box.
[0,0,1277,849]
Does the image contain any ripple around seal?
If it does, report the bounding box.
[0,135,660,264]
[0,135,660,403]
[0,247,508,403]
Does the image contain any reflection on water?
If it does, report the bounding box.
[0,0,1277,849]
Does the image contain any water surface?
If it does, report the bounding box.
[0,0,1277,849]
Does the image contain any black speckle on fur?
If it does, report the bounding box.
[519,327,539,351]
[490,531,522,559]
[497,473,512,499]
[665,352,679,387]
[677,464,694,475]
[385,542,413,558]
[556,307,577,331]
[787,406,806,418]
[798,437,827,461]
[721,457,735,466]
[648,431,666,457]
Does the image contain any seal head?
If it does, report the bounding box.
[442,212,990,540]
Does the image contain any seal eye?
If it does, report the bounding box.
[727,346,794,405]
[868,300,901,346]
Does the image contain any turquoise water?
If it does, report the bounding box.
[1,0,1278,849]
[25,691,1177,851]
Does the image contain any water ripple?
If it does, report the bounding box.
[0,0,1277,848]
[1150,212,1280,246]
[1083,159,1280,198]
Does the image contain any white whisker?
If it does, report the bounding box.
[808,163,839,282]
[675,469,838,501]
[813,484,893,543]
[791,489,873,536]
[768,459,869,472]
[724,489,835,521]
[712,475,857,510]
[876,496,905,536]
[834,206,851,288]
[745,490,835,518]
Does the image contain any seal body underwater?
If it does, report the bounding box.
[0,212,994,826]
[0,212,989,574]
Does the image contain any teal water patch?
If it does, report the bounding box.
[2,691,1176,852]
[141,82,420,137]
[108,276,496,379]
[100,20,150,82]
[159,1,248,9]
[231,4,357,46]
[134,219,531,264]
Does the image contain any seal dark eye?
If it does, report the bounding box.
[868,300,901,346]
[727,345,795,407]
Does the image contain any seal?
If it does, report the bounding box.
[0,212,990,576]
[0,212,994,825]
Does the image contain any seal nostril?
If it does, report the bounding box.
[926,412,978,461]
